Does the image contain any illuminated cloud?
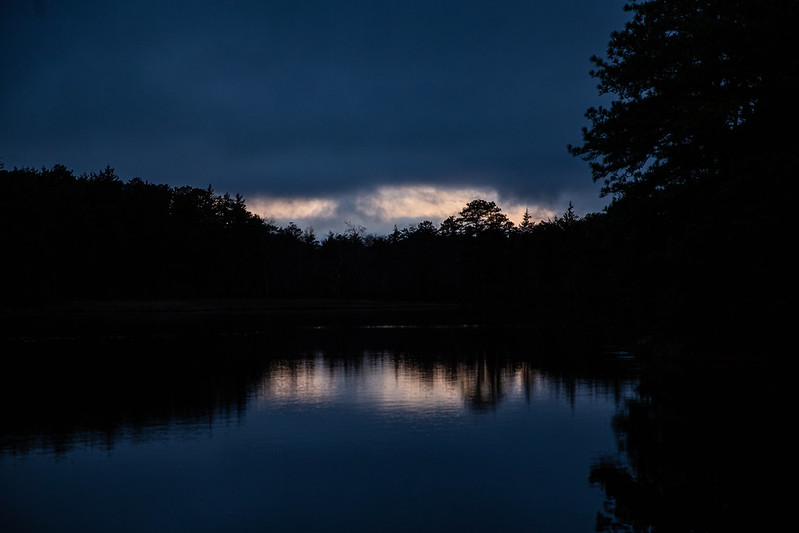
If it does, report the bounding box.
[504,204,558,226]
[248,197,339,220]
[355,185,559,226]
[246,185,562,236]
[355,185,497,221]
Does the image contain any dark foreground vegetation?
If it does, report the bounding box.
[1,0,793,354]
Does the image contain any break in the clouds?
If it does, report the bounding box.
[1,1,630,229]
[248,184,559,237]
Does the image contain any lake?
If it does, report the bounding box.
[0,303,784,531]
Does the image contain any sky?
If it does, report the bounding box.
[1,0,630,236]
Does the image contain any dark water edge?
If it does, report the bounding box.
[1,303,634,533]
[1,299,789,531]
[0,295,780,359]
[0,300,636,455]
[0,297,624,337]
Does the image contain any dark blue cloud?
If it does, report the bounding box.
[1,0,629,213]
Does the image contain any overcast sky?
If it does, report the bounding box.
[1,0,630,235]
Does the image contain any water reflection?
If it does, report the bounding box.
[589,357,786,532]
[1,324,635,456]
[1,319,642,533]
[258,353,464,411]
[2,313,784,531]
[0,335,260,456]
[255,352,626,415]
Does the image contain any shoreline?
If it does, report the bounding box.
[0,297,778,366]
[0,297,464,317]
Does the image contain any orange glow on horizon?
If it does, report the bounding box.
[248,184,558,232]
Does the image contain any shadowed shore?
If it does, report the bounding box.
[1,297,460,315]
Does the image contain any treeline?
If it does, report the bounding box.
[2,161,784,347]
[1,164,608,315]
[0,159,787,340]
[1,164,268,302]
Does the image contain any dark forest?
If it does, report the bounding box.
[0,156,788,354]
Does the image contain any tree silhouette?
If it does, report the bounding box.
[567,0,795,343]
[518,208,535,233]
[568,0,797,203]
[589,360,785,531]
[439,199,514,237]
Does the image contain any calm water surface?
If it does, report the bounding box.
[10,310,776,532]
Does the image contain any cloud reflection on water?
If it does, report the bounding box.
[255,353,555,413]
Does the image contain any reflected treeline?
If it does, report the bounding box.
[0,333,269,456]
[0,322,636,456]
[256,351,537,412]
[256,321,638,412]
[589,357,786,532]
